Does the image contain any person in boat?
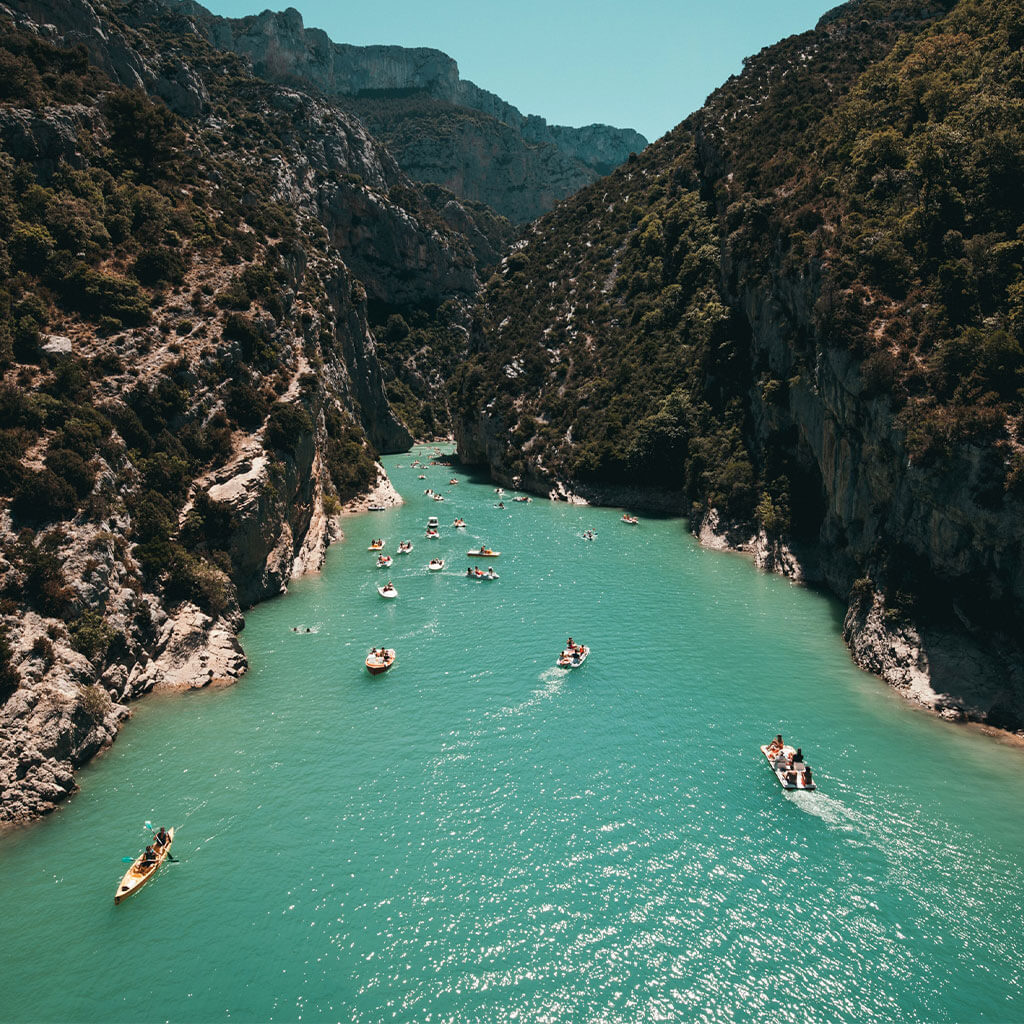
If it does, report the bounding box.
[802,766,813,787]
[140,845,158,869]
[785,769,798,786]
[768,734,784,754]
[792,748,803,765]
[154,827,170,850]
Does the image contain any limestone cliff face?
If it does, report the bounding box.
[167,1,647,221]
[720,255,1024,725]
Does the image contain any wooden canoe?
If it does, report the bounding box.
[115,827,174,904]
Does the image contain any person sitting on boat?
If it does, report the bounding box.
[773,750,789,770]
[768,734,784,754]
[792,747,803,766]
[802,766,813,787]
[140,845,158,868]
[154,827,170,849]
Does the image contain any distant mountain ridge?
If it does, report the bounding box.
[167,1,648,222]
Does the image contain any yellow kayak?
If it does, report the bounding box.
[114,827,174,904]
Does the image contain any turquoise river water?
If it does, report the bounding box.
[2,444,1024,1024]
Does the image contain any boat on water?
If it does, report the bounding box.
[621,515,638,525]
[376,554,393,568]
[397,541,413,554]
[453,518,467,528]
[377,583,398,599]
[449,479,458,485]
[760,740,816,791]
[466,547,500,557]
[368,539,385,550]
[418,474,426,479]
[513,496,532,503]
[428,558,445,571]
[557,644,589,668]
[426,516,439,529]
[426,529,439,538]
[367,504,385,512]
[114,827,175,904]
[365,648,396,675]
[466,566,499,580]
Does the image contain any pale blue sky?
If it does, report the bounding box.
[200,0,841,142]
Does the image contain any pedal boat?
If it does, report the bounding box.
[365,648,396,675]
[377,583,398,599]
[466,547,500,557]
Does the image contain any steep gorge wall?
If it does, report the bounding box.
[170,1,647,221]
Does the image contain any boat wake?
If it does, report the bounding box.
[495,667,565,718]
[784,789,858,831]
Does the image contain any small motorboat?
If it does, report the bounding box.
[365,648,396,675]
[368,539,385,550]
[115,828,175,904]
[427,516,439,529]
[760,741,816,790]
[367,504,385,512]
[376,554,393,568]
[428,558,445,571]
[466,547,500,557]
[453,519,467,528]
[621,515,638,525]
[377,583,398,599]
[426,529,439,538]
[397,541,413,554]
[557,644,589,668]
[433,494,444,501]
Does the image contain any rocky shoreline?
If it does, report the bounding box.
[690,508,1024,741]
